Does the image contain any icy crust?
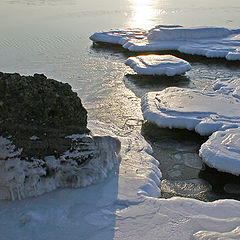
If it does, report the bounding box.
[199,128,240,176]
[0,133,121,200]
[213,77,240,99]
[90,26,240,60]
[141,87,240,136]
[125,54,191,76]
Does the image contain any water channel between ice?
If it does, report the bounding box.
[1,0,240,201]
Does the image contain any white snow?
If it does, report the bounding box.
[90,26,240,60]
[213,77,240,99]
[141,87,240,175]
[125,54,191,76]
[0,132,121,200]
[141,87,240,136]
[1,120,240,240]
[193,226,240,240]
[199,128,240,175]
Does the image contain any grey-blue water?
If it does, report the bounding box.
[1,0,240,201]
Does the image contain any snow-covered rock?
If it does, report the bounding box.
[125,54,191,76]
[141,87,240,136]
[0,134,121,200]
[199,128,240,175]
[90,26,240,60]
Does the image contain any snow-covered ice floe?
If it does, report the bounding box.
[142,87,240,136]
[142,87,240,175]
[125,54,191,76]
[90,26,240,60]
[1,120,240,240]
[200,128,240,176]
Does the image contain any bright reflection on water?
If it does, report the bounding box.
[129,0,165,29]
[1,0,240,201]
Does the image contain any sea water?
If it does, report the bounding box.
[0,0,240,201]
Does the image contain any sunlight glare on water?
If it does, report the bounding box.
[129,0,165,30]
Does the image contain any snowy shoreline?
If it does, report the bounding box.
[1,121,240,239]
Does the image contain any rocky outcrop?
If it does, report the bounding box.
[0,73,121,200]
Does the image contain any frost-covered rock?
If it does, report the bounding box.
[125,54,191,76]
[0,134,120,200]
[213,77,240,99]
[0,73,121,200]
[141,87,240,136]
[199,128,240,176]
[90,26,240,60]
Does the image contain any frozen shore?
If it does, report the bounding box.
[0,121,240,240]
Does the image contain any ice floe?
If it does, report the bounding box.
[200,128,240,175]
[142,87,240,175]
[90,26,240,60]
[1,121,240,240]
[125,54,191,76]
[141,87,240,136]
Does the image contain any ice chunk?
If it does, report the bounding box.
[141,87,240,136]
[90,26,240,60]
[199,128,240,175]
[125,54,191,76]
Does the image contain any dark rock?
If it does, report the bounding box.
[0,72,89,158]
[0,72,121,200]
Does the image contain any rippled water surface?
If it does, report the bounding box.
[1,0,240,201]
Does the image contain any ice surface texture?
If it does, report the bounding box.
[90,26,240,60]
[141,86,240,175]
[125,54,191,76]
[0,121,240,240]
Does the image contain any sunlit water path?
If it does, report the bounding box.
[1,0,240,201]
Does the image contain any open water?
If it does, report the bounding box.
[1,0,240,201]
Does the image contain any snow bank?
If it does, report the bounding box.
[199,128,240,175]
[90,26,240,60]
[141,87,240,136]
[125,54,191,76]
[1,121,240,240]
